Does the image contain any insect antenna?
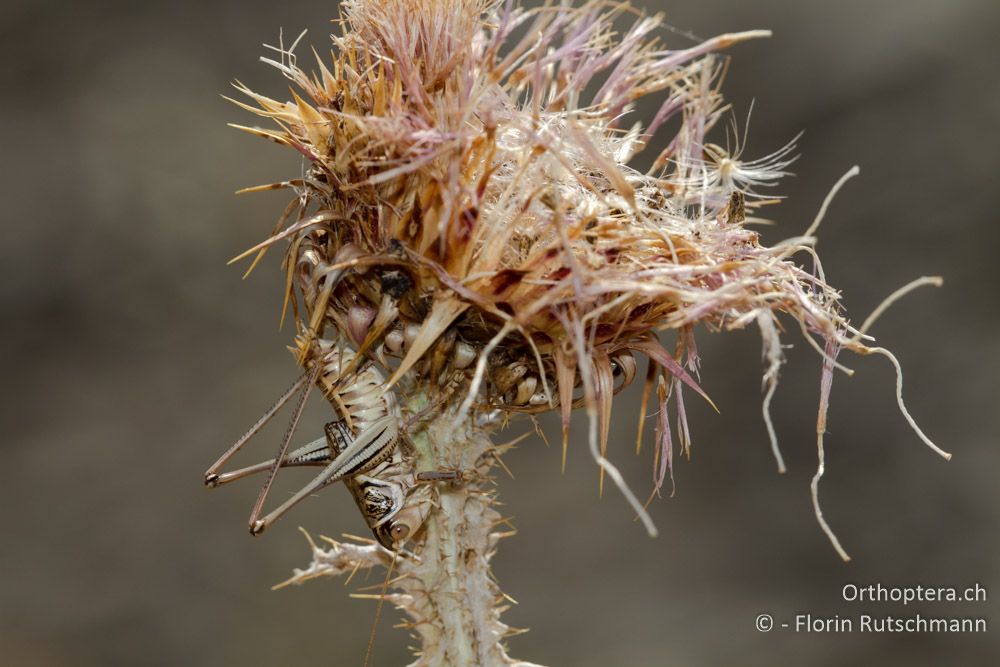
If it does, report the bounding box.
[363,549,398,667]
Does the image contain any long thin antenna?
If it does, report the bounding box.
[363,550,398,667]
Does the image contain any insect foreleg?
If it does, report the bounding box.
[414,470,464,483]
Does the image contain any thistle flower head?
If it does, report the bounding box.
[230,0,946,553]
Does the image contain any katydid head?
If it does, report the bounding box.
[373,500,430,550]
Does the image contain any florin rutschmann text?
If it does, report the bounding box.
[791,613,986,633]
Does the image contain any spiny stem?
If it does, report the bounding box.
[404,393,540,666]
[280,391,543,666]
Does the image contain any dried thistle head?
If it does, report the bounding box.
[230,0,947,555]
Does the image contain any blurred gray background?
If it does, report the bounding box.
[2,1,998,665]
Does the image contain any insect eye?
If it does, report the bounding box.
[390,523,410,541]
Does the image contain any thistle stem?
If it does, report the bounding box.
[402,393,539,667]
[283,392,541,665]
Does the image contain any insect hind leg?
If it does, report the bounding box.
[324,419,353,456]
[250,416,398,535]
[204,371,309,486]
[207,436,331,487]
[247,364,322,533]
